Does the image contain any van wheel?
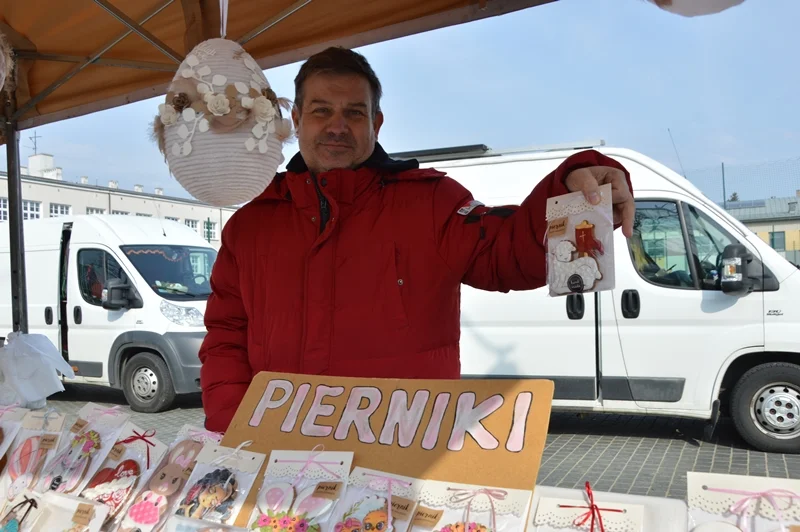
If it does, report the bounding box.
[731,362,800,453]
[121,352,176,413]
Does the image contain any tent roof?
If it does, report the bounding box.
[0,0,552,131]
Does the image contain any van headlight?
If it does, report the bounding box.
[160,300,205,327]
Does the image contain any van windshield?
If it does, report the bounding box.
[120,245,217,301]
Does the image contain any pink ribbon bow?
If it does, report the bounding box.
[704,486,800,532]
[274,444,343,508]
[558,482,624,532]
[447,487,507,532]
[188,428,224,444]
[334,518,362,532]
[117,429,157,469]
[365,473,412,530]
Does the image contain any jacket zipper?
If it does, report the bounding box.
[310,175,330,234]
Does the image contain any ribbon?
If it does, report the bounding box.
[40,408,58,430]
[210,440,253,490]
[273,444,343,509]
[365,473,412,530]
[446,487,507,532]
[558,482,624,532]
[704,486,800,532]
[0,402,20,418]
[116,429,157,469]
[188,428,224,445]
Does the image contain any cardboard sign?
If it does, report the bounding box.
[222,372,554,528]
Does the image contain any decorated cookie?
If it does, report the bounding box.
[251,483,333,532]
[39,430,102,493]
[174,467,237,522]
[330,495,388,532]
[6,436,48,501]
[82,458,141,520]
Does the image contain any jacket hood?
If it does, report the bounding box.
[285,142,419,174]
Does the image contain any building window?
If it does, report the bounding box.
[23,201,41,220]
[165,216,179,222]
[185,219,198,231]
[111,210,129,215]
[203,220,218,240]
[770,231,786,251]
[86,207,105,215]
[136,213,152,217]
[0,198,7,221]
[50,203,71,217]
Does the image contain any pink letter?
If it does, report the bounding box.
[447,393,503,451]
[249,379,293,427]
[422,392,451,450]
[281,383,311,433]
[379,390,429,447]
[334,387,382,442]
[300,385,345,437]
[506,392,532,452]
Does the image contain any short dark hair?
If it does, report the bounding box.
[294,47,382,118]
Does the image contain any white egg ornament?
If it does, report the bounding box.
[153,38,293,207]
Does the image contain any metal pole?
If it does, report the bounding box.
[4,116,29,334]
[721,162,727,210]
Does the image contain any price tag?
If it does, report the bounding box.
[72,502,95,527]
[389,496,415,521]
[39,434,59,450]
[313,481,342,500]
[108,444,126,461]
[411,506,443,529]
[70,418,88,434]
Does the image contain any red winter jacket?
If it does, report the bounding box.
[198,144,631,431]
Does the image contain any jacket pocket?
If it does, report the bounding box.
[334,241,411,357]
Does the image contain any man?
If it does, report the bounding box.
[198,47,634,432]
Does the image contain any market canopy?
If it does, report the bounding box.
[0,0,553,133]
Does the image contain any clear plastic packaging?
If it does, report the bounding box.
[34,403,129,496]
[0,409,66,508]
[0,490,44,531]
[0,405,30,471]
[247,447,354,532]
[169,441,265,526]
[163,514,250,532]
[35,491,111,531]
[79,421,169,528]
[114,424,221,532]
[330,467,425,532]
[545,183,615,297]
[410,480,532,532]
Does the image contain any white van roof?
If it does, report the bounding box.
[0,214,215,251]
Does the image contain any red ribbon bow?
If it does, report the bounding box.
[116,429,156,469]
[558,482,624,532]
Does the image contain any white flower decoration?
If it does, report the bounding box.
[253,96,276,123]
[205,93,231,116]
[159,104,178,126]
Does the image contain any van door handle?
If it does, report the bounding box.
[73,306,83,325]
[566,294,585,320]
[621,289,640,319]
[44,307,53,325]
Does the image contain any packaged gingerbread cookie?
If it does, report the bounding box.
[545,183,615,297]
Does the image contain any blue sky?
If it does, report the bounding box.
[2,0,798,202]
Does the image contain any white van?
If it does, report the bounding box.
[402,140,800,454]
[0,215,216,413]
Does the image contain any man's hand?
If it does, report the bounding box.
[565,166,635,238]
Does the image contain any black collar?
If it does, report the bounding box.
[285,142,419,174]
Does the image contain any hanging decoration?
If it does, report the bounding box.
[152,0,293,207]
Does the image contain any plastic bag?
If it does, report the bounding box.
[0,332,75,409]
[163,514,250,531]
[247,447,354,532]
[330,467,424,532]
[0,490,44,532]
[168,441,265,527]
[35,491,111,531]
[79,421,169,528]
[545,183,615,297]
[0,409,65,508]
[34,403,129,495]
[114,424,221,532]
[0,405,29,466]
[411,480,533,532]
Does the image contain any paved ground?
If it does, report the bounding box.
[50,384,800,500]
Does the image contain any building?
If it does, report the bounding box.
[725,192,800,266]
[0,154,237,248]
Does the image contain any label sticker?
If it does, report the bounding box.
[70,418,88,434]
[73,502,95,526]
[411,506,443,529]
[457,200,484,216]
[313,481,342,500]
[390,496,415,521]
[39,434,59,450]
[547,217,568,238]
[109,443,126,461]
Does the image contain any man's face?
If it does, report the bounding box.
[292,72,384,174]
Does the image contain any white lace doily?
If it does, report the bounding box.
[533,509,636,532]
[687,473,800,521]
[348,470,421,501]
[418,481,530,517]
[546,188,611,221]
[265,451,350,483]
[533,497,643,532]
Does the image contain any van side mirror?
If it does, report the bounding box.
[102,278,133,310]
[720,243,754,296]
